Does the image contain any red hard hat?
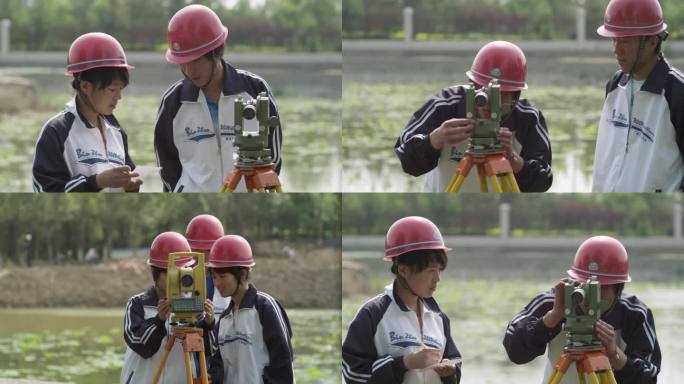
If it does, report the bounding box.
[185,214,224,251]
[567,236,631,284]
[384,216,451,260]
[147,232,194,269]
[66,32,134,76]
[166,4,229,64]
[207,235,255,268]
[597,0,667,38]
[466,41,527,92]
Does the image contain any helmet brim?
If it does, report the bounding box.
[65,63,134,76]
[567,268,632,284]
[146,258,194,269]
[597,23,667,38]
[466,71,528,92]
[206,260,255,268]
[384,245,452,261]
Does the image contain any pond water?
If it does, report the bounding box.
[0,308,340,384]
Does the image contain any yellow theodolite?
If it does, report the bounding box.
[153,252,209,384]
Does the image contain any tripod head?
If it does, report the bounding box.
[233,92,280,168]
[562,276,611,352]
[167,252,206,326]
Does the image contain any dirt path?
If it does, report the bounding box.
[0,241,340,309]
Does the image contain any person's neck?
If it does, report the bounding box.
[204,61,224,102]
[395,279,419,311]
[230,283,248,312]
[632,55,659,81]
[76,95,101,128]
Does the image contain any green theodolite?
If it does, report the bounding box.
[462,79,511,156]
[233,92,280,168]
[166,252,206,326]
[562,276,611,352]
[445,79,520,192]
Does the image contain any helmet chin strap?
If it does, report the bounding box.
[230,280,240,297]
[75,78,103,126]
[396,272,420,298]
[199,57,221,90]
[602,283,624,316]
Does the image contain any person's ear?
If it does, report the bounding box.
[79,80,92,95]
[397,264,410,279]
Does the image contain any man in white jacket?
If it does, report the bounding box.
[155,4,282,192]
[592,0,684,192]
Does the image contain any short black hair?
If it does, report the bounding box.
[150,265,165,283]
[202,46,224,61]
[210,266,250,283]
[72,67,129,91]
[391,249,447,275]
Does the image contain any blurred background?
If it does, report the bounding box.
[341,0,684,192]
[0,0,342,192]
[0,193,341,383]
[342,193,684,383]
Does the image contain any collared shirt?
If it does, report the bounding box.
[342,281,462,384]
[154,60,282,192]
[592,57,684,192]
[32,97,136,192]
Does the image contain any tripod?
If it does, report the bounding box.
[221,164,282,192]
[547,348,617,384]
[152,326,209,384]
[446,152,520,192]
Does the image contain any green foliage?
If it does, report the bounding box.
[0,191,340,266]
[340,193,679,236]
[342,0,684,41]
[0,0,340,52]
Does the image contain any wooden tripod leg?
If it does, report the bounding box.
[548,352,573,384]
[447,174,464,192]
[577,361,586,384]
[587,371,600,384]
[222,170,242,192]
[504,173,521,192]
[198,350,209,384]
[500,175,510,192]
[447,156,474,192]
[475,164,488,192]
[547,368,564,384]
[488,175,503,192]
[183,350,193,384]
[152,336,176,384]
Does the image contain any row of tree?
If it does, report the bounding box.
[0,194,340,266]
[343,0,684,41]
[0,0,341,52]
[342,194,680,237]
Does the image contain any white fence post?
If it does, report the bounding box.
[403,7,414,42]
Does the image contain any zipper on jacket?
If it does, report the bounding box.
[625,77,636,155]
